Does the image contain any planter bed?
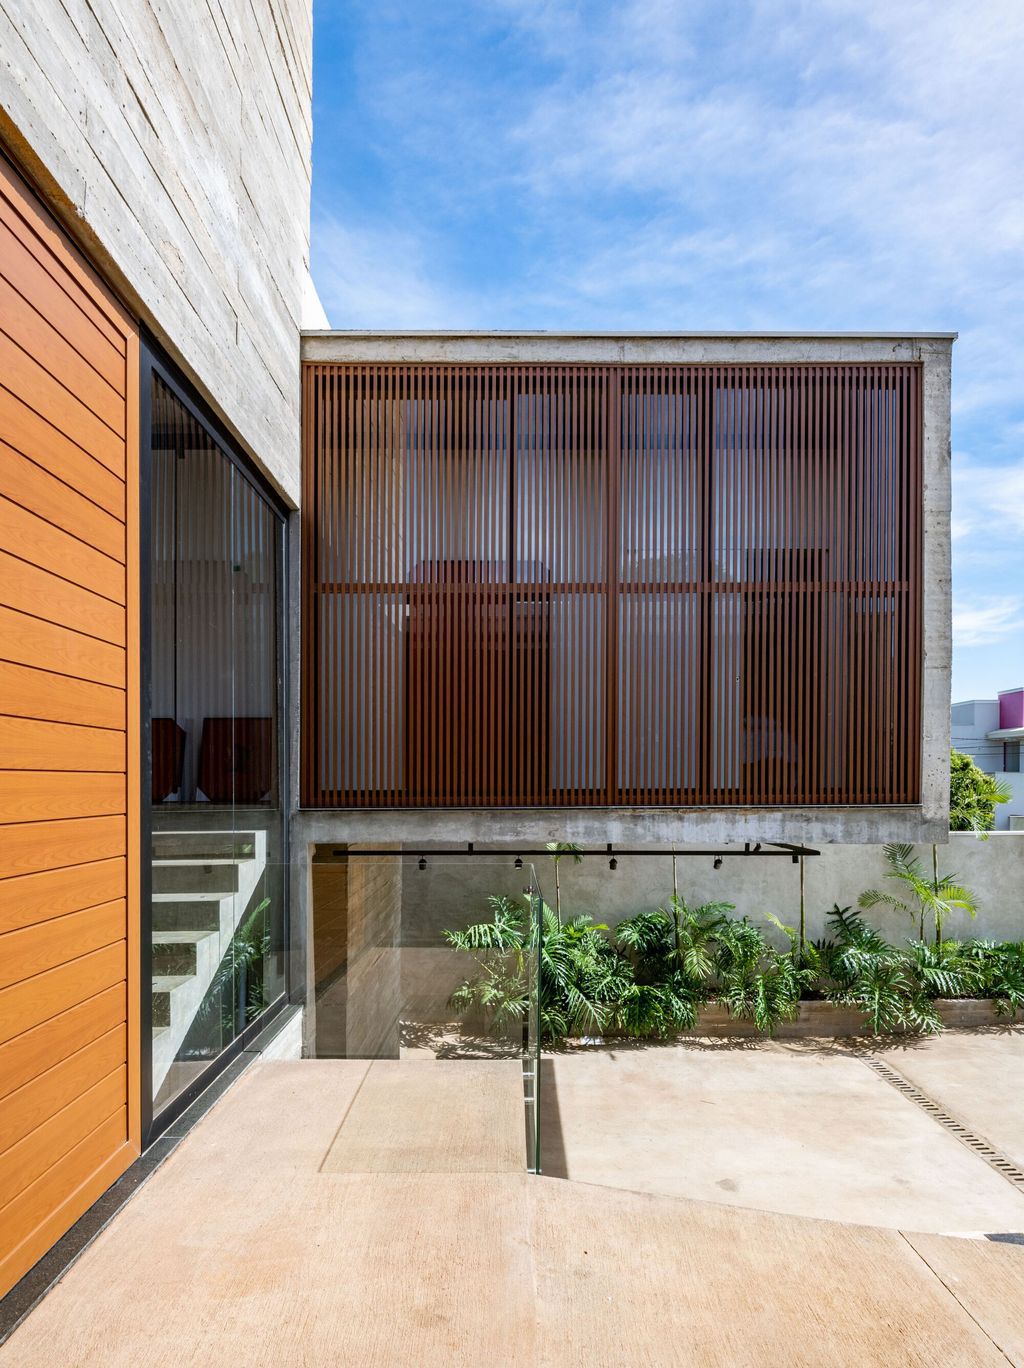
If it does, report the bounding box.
[578,998,1022,1042]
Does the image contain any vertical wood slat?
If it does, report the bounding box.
[301,363,922,809]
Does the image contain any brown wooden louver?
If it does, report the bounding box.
[301,363,922,809]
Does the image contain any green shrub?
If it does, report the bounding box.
[950,748,1011,833]
[443,889,1023,1045]
[712,915,813,1035]
[614,898,726,1035]
[445,896,633,1041]
[812,906,943,1034]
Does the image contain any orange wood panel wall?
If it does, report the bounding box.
[0,152,140,1298]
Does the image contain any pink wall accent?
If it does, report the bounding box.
[998,688,1024,729]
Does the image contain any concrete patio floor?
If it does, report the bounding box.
[541,1027,1024,1234]
[1,1053,1024,1365]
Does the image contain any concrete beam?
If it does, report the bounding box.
[301,331,956,366]
[291,806,948,851]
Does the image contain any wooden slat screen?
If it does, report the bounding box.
[301,363,922,808]
[0,152,140,1297]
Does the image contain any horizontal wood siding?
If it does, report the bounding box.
[0,152,140,1299]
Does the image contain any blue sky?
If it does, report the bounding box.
[310,0,1024,702]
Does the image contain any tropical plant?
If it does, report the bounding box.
[545,841,583,925]
[446,896,634,1041]
[445,895,532,1035]
[859,842,978,944]
[903,938,986,1001]
[616,897,732,985]
[815,905,942,1034]
[199,896,272,1032]
[712,915,813,1035]
[615,897,730,1035]
[955,938,1024,1017]
[949,747,1012,834]
[444,883,1023,1044]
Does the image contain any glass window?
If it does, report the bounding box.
[148,369,286,1120]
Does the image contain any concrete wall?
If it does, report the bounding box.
[1,0,319,502]
[405,834,1024,949]
[310,853,349,988]
[309,850,403,1058]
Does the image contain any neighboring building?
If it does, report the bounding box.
[952,687,1024,829]
[0,1,953,1307]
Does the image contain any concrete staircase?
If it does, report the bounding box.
[151,829,268,1097]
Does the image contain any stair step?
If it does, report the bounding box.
[152,929,218,976]
[151,975,193,1027]
[151,858,246,895]
[152,831,258,860]
[151,897,225,932]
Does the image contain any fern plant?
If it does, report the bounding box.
[956,938,1024,1017]
[815,905,942,1034]
[616,897,732,984]
[615,897,729,1035]
[712,916,812,1035]
[446,897,634,1042]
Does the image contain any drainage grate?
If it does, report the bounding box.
[857,1052,1024,1194]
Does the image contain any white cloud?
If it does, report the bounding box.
[496,0,1024,400]
[312,212,478,329]
[952,453,1024,543]
[953,596,1024,647]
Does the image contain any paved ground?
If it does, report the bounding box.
[877,1028,1024,1171]
[2,1055,1024,1365]
[540,1027,1024,1234]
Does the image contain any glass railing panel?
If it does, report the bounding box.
[524,862,544,1174]
[309,850,544,1169]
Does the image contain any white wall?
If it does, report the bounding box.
[951,698,1002,773]
[405,833,1024,947]
[0,0,316,502]
[997,772,1024,831]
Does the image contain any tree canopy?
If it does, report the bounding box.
[949,747,1011,833]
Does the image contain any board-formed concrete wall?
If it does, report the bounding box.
[0,0,317,502]
[404,834,1024,948]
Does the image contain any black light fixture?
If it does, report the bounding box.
[418,856,427,871]
[514,855,523,869]
[607,842,617,870]
[713,856,723,870]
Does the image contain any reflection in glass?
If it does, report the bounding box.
[309,852,541,1170]
[149,375,285,1116]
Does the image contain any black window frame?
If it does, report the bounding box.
[139,333,291,1145]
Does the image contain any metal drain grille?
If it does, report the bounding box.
[858,1052,1024,1194]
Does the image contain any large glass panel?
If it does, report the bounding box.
[309,851,541,1170]
[149,373,286,1119]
